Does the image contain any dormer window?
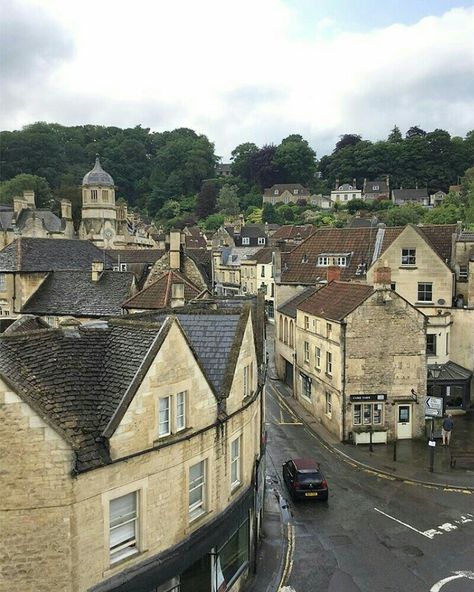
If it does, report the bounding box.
[373,185,379,190]
[334,256,347,267]
[301,254,309,263]
[242,237,250,245]
[293,189,299,195]
[258,237,265,245]
[318,256,329,267]
[274,189,279,195]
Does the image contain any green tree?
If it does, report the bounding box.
[246,207,262,223]
[158,199,181,219]
[230,143,258,185]
[0,173,52,207]
[273,134,316,185]
[262,203,282,224]
[347,198,371,214]
[388,125,403,143]
[216,184,240,216]
[334,134,362,152]
[380,203,425,226]
[461,167,474,225]
[203,213,225,231]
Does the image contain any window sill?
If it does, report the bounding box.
[105,549,144,576]
[300,393,312,402]
[153,426,193,445]
[187,509,213,531]
[230,481,243,496]
[416,301,434,306]
[325,373,333,379]
[399,265,417,269]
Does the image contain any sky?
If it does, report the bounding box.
[1,0,473,159]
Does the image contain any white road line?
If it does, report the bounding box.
[374,507,434,539]
[430,571,474,591]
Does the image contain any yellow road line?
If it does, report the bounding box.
[278,523,295,591]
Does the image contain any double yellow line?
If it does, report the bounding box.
[278,523,295,591]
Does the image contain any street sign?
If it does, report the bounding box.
[425,396,443,417]
[428,440,436,447]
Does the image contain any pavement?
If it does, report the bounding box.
[271,376,474,491]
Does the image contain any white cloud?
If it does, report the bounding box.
[1,1,473,157]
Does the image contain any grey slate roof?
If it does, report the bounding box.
[22,271,135,317]
[278,287,318,318]
[392,188,428,201]
[105,249,165,264]
[0,208,63,233]
[3,314,50,334]
[82,156,114,186]
[0,238,114,272]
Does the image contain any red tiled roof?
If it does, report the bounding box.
[123,270,201,310]
[298,281,374,321]
[271,224,315,241]
[415,224,457,264]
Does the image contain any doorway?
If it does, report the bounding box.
[397,404,412,439]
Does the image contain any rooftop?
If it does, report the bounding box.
[298,281,374,321]
[82,156,114,187]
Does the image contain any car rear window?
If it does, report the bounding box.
[297,472,322,484]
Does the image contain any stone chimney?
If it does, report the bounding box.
[61,199,72,220]
[171,282,185,307]
[327,266,341,283]
[373,264,392,289]
[169,229,181,270]
[335,178,339,189]
[91,260,104,282]
[353,178,357,188]
[23,190,36,208]
[13,196,28,214]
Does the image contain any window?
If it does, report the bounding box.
[176,391,186,431]
[304,341,310,363]
[274,189,279,195]
[109,492,138,564]
[230,437,241,490]
[315,319,320,334]
[102,189,109,202]
[353,403,383,426]
[218,521,249,588]
[418,282,433,302]
[315,346,321,370]
[158,397,170,437]
[243,363,253,398]
[91,189,98,201]
[426,334,437,355]
[459,265,468,280]
[279,316,283,341]
[334,256,347,267]
[261,266,265,277]
[304,315,309,330]
[258,237,265,245]
[390,282,396,291]
[189,461,206,521]
[352,194,356,198]
[446,332,449,355]
[271,283,274,297]
[325,392,332,417]
[284,197,289,204]
[317,256,329,266]
[401,248,416,266]
[293,189,299,195]
[326,323,332,339]
[242,237,250,245]
[373,185,379,190]
[120,263,128,272]
[326,351,332,375]
[0,274,5,291]
[289,320,294,348]
[301,373,311,399]
[284,318,288,344]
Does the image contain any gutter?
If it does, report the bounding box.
[341,320,347,442]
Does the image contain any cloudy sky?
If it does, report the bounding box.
[1,0,473,158]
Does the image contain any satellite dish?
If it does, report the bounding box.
[437,299,446,305]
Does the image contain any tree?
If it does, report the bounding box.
[461,167,474,225]
[388,125,403,143]
[216,184,240,216]
[203,213,225,231]
[249,145,281,190]
[379,203,425,226]
[196,180,219,219]
[262,203,281,224]
[158,199,181,219]
[246,207,262,224]
[334,134,362,152]
[230,143,258,185]
[347,199,371,214]
[273,134,317,185]
[0,173,52,207]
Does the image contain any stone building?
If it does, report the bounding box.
[262,183,310,205]
[78,156,155,249]
[330,181,362,204]
[279,275,427,442]
[240,247,276,319]
[0,303,265,592]
[0,190,75,247]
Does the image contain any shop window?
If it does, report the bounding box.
[353,403,383,426]
[217,521,249,590]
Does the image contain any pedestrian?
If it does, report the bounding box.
[442,413,454,446]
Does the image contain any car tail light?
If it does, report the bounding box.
[320,480,328,489]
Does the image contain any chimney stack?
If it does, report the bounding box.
[91,260,104,282]
[353,178,357,188]
[61,199,72,220]
[171,282,185,307]
[373,265,391,289]
[23,190,36,208]
[169,229,181,270]
[327,266,341,283]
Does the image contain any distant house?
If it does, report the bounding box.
[270,224,315,246]
[330,180,362,204]
[216,163,232,177]
[429,190,446,207]
[309,194,332,209]
[262,184,310,205]
[391,188,429,206]
[213,221,269,248]
[362,178,390,201]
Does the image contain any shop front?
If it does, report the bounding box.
[428,362,472,412]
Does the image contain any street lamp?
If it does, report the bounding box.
[427,363,442,472]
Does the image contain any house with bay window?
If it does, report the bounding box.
[292,273,427,443]
[0,301,265,592]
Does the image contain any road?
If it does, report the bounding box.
[259,340,474,592]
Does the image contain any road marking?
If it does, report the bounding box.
[374,508,433,538]
[430,571,474,591]
[278,523,295,591]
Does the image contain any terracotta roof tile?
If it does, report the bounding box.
[298,281,374,321]
[123,270,201,310]
[271,224,315,241]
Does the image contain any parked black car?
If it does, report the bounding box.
[282,458,328,501]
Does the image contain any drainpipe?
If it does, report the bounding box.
[341,320,347,442]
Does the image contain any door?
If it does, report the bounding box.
[284,360,293,388]
[397,404,412,439]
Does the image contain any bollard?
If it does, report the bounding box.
[369,429,373,452]
[393,438,397,462]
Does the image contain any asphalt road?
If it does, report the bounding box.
[263,378,474,592]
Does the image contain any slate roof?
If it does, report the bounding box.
[364,180,389,194]
[252,247,275,264]
[82,156,114,186]
[0,238,114,272]
[271,225,315,242]
[22,271,135,317]
[221,246,262,266]
[263,184,310,197]
[298,282,375,321]
[186,248,212,285]
[457,231,474,242]
[406,224,457,264]
[105,249,165,264]
[427,362,472,382]
[0,208,64,233]
[392,188,428,201]
[277,287,318,318]
[0,308,252,473]
[123,270,201,310]
[3,314,50,334]
[241,225,267,239]
[184,227,207,249]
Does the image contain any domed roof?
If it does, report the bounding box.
[82,156,114,187]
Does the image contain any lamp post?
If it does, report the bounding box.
[428,364,442,472]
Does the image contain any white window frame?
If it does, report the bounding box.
[189,460,206,521]
[401,248,416,266]
[304,341,310,363]
[304,315,309,330]
[326,392,332,417]
[317,256,329,267]
[109,492,139,564]
[417,282,433,303]
[258,237,265,245]
[326,351,333,375]
[230,437,241,490]
[243,363,253,398]
[242,237,250,245]
[176,391,186,432]
[0,274,5,291]
[158,396,171,437]
[120,263,128,272]
[333,256,347,267]
[315,346,321,370]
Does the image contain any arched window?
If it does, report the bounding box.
[279,316,283,342]
[289,320,294,348]
[284,318,288,344]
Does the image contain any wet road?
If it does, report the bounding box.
[264,380,474,592]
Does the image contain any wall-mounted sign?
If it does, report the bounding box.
[350,394,387,402]
[425,396,443,417]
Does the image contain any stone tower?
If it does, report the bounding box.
[79,156,117,247]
